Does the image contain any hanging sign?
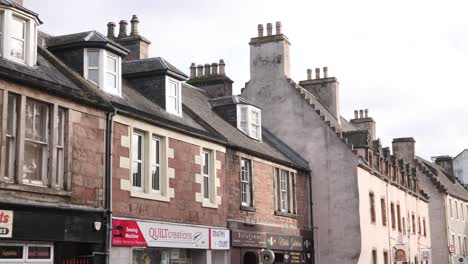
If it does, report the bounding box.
[0,210,13,238]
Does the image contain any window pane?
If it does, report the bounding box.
[57,109,65,147]
[0,245,23,259]
[7,94,17,135]
[27,246,51,260]
[203,176,209,199]
[23,141,45,185]
[167,81,177,97]
[106,73,116,89]
[203,152,209,175]
[88,69,99,84]
[33,103,47,142]
[56,149,64,187]
[11,18,25,39]
[107,55,117,73]
[166,96,177,113]
[132,162,142,188]
[152,166,160,191]
[87,50,99,67]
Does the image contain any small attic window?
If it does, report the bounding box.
[84,48,122,96]
[165,76,182,116]
[0,9,39,66]
[237,104,262,140]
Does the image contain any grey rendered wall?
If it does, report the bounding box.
[243,75,361,263]
[417,171,449,264]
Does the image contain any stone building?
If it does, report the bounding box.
[0,1,114,263]
[393,139,468,264]
[241,22,434,264]
[33,11,314,263]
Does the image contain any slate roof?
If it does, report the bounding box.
[47,31,129,56]
[123,58,188,79]
[0,0,42,23]
[0,45,111,109]
[209,95,260,108]
[182,83,308,169]
[417,156,468,201]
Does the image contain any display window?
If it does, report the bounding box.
[0,243,52,263]
[132,248,192,264]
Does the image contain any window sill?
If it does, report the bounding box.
[240,205,256,212]
[0,182,71,197]
[274,211,297,219]
[129,190,171,203]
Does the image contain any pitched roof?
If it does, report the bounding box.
[417,156,468,201]
[47,31,129,56]
[182,83,308,169]
[123,57,188,80]
[455,149,468,160]
[209,95,260,108]
[0,0,42,23]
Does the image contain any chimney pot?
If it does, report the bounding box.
[190,63,196,78]
[307,69,312,80]
[204,64,211,76]
[359,110,364,118]
[323,67,328,78]
[118,20,128,37]
[267,23,273,36]
[257,24,264,37]
[275,21,282,35]
[354,110,358,119]
[219,59,226,75]
[197,64,204,77]
[365,109,369,118]
[107,22,116,38]
[130,15,140,36]
[315,68,320,79]
[211,63,219,75]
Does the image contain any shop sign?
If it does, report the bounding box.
[267,234,304,251]
[421,250,430,261]
[0,210,13,238]
[232,230,267,248]
[289,251,302,264]
[210,229,230,250]
[112,219,229,250]
[393,245,408,262]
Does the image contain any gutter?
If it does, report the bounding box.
[104,109,116,264]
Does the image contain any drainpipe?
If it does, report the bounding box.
[105,109,117,264]
[308,173,316,264]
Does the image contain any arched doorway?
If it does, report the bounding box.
[243,251,257,264]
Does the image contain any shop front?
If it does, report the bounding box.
[0,205,106,264]
[230,227,313,264]
[111,218,230,264]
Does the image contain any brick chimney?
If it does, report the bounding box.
[392,137,416,164]
[249,21,290,80]
[108,15,151,60]
[187,59,233,98]
[299,67,340,121]
[350,109,376,143]
[433,156,454,175]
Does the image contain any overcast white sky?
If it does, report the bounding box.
[26,0,468,159]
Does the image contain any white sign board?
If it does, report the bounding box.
[210,229,230,250]
[139,221,209,249]
[0,210,13,238]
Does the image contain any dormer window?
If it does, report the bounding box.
[84,48,121,96]
[237,104,262,140]
[165,76,182,116]
[0,8,39,66]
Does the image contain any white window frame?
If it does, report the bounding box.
[84,48,122,96]
[151,136,162,193]
[9,15,26,63]
[131,130,145,191]
[165,76,182,116]
[0,8,38,66]
[202,149,212,200]
[236,104,262,140]
[25,244,54,262]
[280,170,289,213]
[23,99,49,187]
[240,158,252,207]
